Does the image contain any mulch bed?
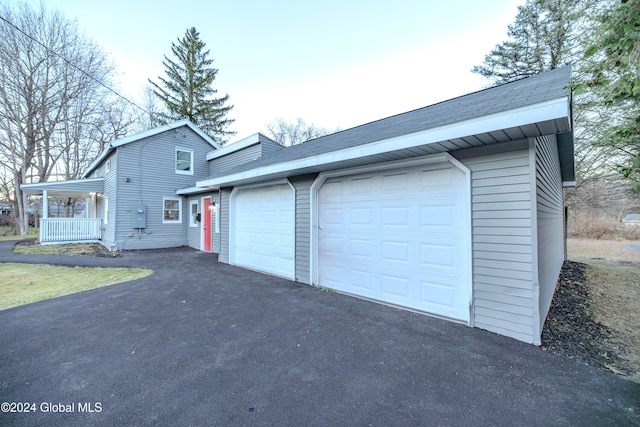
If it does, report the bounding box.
[541,261,628,375]
[15,241,120,257]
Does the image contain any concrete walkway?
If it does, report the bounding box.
[0,241,638,426]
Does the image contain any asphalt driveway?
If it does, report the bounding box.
[0,243,638,426]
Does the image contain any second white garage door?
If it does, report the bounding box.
[232,184,295,279]
[317,163,471,321]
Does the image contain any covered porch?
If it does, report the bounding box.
[21,178,104,244]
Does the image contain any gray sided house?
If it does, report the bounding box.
[22,120,224,250]
[21,67,573,345]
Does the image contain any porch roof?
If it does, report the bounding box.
[21,178,104,197]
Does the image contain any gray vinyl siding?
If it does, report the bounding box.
[102,152,118,249]
[209,144,262,175]
[213,191,221,254]
[458,143,536,343]
[89,152,117,249]
[289,174,317,284]
[112,126,214,250]
[219,188,231,263]
[534,135,564,336]
[261,139,284,156]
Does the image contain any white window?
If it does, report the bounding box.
[103,196,109,224]
[105,158,112,174]
[163,197,182,223]
[189,200,199,227]
[175,147,194,175]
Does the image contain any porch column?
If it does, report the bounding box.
[42,189,48,218]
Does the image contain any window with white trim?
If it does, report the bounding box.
[189,200,199,227]
[175,147,194,175]
[163,197,182,223]
[105,158,112,174]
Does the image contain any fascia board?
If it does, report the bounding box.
[82,146,113,178]
[197,97,570,188]
[110,119,220,149]
[21,177,105,195]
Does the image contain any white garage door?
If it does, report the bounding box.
[233,184,295,279]
[318,164,471,321]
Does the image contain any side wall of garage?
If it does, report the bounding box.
[534,134,564,340]
[219,188,232,263]
[455,140,537,343]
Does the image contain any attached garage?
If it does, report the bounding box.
[196,67,574,344]
[229,182,295,279]
[313,158,472,322]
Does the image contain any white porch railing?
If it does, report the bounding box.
[40,218,102,243]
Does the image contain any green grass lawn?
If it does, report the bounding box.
[0,263,152,310]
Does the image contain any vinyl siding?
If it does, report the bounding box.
[212,191,221,254]
[262,138,284,156]
[534,135,564,337]
[289,174,318,284]
[89,152,117,249]
[458,144,536,343]
[209,144,262,175]
[112,126,214,250]
[219,188,231,263]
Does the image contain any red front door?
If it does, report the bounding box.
[203,197,212,252]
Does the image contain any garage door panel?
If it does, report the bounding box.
[351,270,374,290]
[381,241,410,264]
[420,243,456,269]
[382,206,410,226]
[381,172,409,191]
[420,280,457,309]
[381,275,410,298]
[318,163,470,321]
[350,238,373,259]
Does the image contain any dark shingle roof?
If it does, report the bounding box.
[204,66,572,182]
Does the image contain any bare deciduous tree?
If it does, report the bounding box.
[0,2,131,233]
[265,117,337,147]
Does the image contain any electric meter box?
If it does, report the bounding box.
[133,204,146,228]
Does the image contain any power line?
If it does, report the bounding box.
[0,14,151,116]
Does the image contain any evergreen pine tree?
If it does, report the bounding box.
[149,27,234,142]
[576,0,640,188]
[471,0,593,84]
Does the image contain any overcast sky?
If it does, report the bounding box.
[11,0,523,141]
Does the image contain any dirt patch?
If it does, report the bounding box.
[13,241,120,257]
[541,261,631,376]
[542,239,640,382]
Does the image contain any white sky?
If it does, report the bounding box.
[11,0,523,141]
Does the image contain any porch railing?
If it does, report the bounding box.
[40,218,102,243]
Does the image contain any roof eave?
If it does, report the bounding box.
[196,96,571,189]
